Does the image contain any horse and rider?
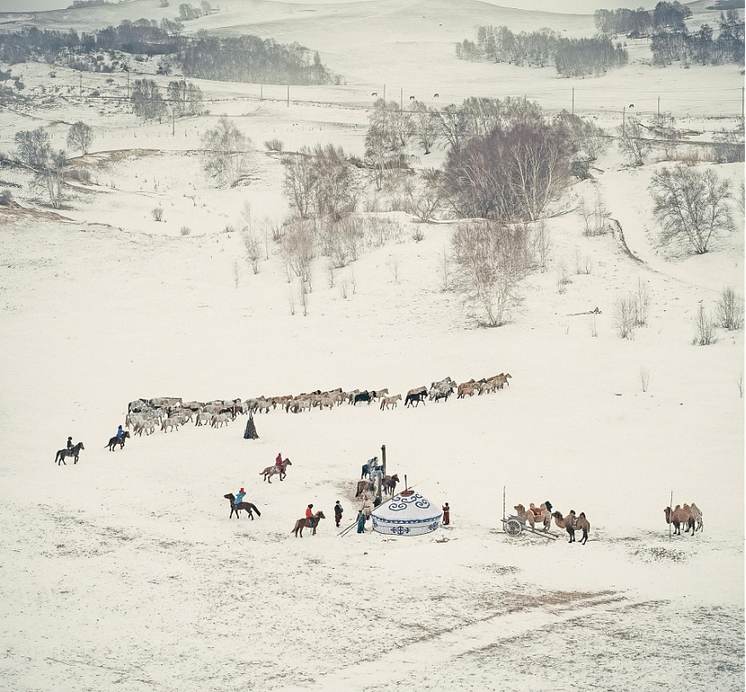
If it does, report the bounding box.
[55,437,85,465]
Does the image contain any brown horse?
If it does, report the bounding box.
[260,459,292,483]
[514,503,551,531]
[291,511,325,537]
[383,474,399,496]
[55,442,85,465]
[105,431,130,452]
[552,510,590,544]
[224,494,261,520]
[355,479,373,497]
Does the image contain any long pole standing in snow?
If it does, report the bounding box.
[669,491,673,539]
[657,96,660,117]
[383,83,386,101]
[571,87,574,115]
[287,85,290,107]
[622,106,626,137]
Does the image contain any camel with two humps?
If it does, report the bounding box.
[552,510,591,544]
[514,503,551,531]
[292,511,325,537]
[664,505,696,536]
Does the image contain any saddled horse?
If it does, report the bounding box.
[55,442,85,465]
[291,511,325,537]
[260,459,292,483]
[224,493,261,520]
[105,431,130,452]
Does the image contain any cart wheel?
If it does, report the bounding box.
[505,518,522,537]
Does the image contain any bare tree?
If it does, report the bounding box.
[718,286,744,330]
[240,202,261,274]
[614,295,636,339]
[640,365,650,392]
[311,144,357,220]
[406,168,444,222]
[281,219,315,286]
[410,101,438,155]
[650,165,734,254]
[14,128,66,208]
[201,116,252,188]
[131,79,166,121]
[531,220,551,272]
[634,278,650,326]
[282,146,316,218]
[167,80,203,117]
[67,121,94,155]
[436,246,451,291]
[452,220,530,326]
[618,117,652,166]
[693,303,717,345]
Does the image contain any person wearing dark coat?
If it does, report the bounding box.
[66,436,73,451]
[334,501,343,528]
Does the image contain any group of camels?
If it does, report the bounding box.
[513,500,705,544]
[514,503,591,545]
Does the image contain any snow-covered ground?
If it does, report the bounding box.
[0,0,744,689]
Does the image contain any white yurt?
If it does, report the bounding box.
[371,489,442,536]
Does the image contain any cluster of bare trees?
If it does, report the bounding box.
[361,97,602,225]
[282,144,357,219]
[443,120,571,221]
[200,116,253,188]
[130,78,203,121]
[451,220,538,326]
[650,165,734,255]
[650,11,744,66]
[456,25,628,77]
[14,127,67,208]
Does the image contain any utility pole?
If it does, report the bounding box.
[622,106,626,137]
[400,87,403,111]
[260,83,263,101]
[172,108,175,136]
[126,70,129,99]
[79,71,82,100]
[571,87,575,115]
[657,96,660,117]
[742,86,744,119]
[286,84,289,107]
[383,83,386,101]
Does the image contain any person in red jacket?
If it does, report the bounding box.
[276,452,284,468]
[305,503,315,527]
[442,503,450,525]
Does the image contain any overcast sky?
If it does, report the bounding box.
[0,0,664,16]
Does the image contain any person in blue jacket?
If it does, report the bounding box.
[234,488,246,506]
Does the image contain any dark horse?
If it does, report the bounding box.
[105,431,131,451]
[224,493,261,520]
[55,442,85,465]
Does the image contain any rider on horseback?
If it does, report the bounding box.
[67,436,73,451]
[116,425,124,439]
[235,488,245,506]
[306,504,316,527]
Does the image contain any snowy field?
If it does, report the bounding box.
[0,0,744,689]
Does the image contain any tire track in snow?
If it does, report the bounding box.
[274,592,629,691]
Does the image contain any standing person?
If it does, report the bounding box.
[356,509,366,534]
[334,501,343,528]
[442,503,450,526]
[235,488,246,506]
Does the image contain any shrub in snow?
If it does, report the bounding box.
[152,207,164,221]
